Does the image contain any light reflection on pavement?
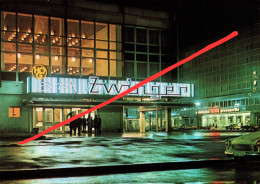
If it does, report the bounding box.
[0,131,245,171]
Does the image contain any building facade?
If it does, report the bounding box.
[0,0,195,136]
[174,23,260,129]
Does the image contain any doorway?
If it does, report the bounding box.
[33,107,96,133]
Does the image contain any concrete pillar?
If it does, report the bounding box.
[165,107,168,133]
[233,115,237,124]
[156,110,159,132]
[140,111,145,133]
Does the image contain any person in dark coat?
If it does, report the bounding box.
[87,115,93,135]
[66,112,74,136]
[82,116,87,133]
[94,115,98,135]
[97,115,102,135]
[77,118,83,136]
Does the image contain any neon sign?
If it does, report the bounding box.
[27,76,194,97]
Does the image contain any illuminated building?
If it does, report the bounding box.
[174,24,260,129]
[0,0,194,135]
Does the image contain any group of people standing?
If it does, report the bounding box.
[67,112,102,136]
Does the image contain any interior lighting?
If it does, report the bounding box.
[36,55,40,60]
[18,53,21,58]
[28,28,31,33]
[51,30,54,35]
[54,56,59,61]
[195,102,201,106]
[82,34,86,39]
[89,58,93,63]
[4,25,7,31]
[72,33,75,37]
[72,57,76,62]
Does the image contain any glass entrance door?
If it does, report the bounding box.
[33,107,97,133]
[34,107,43,132]
[145,110,165,132]
[54,108,62,132]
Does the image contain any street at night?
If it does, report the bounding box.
[1,0,260,183]
[1,131,260,183]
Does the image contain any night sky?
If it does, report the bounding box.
[95,0,260,49]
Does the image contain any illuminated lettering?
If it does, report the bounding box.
[28,76,194,97]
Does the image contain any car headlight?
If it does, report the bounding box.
[225,140,231,146]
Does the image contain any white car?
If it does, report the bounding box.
[225,130,260,159]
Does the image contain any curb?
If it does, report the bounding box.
[0,159,237,180]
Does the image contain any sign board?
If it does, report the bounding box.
[27,76,194,97]
[197,107,240,114]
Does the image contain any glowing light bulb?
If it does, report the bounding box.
[36,55,40,60]
[89,59,93,63]
[72,57,76,62]
[51,30,54,35]
[18,53,21,58]
[54,56,59,61]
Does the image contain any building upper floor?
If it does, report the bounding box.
[179,22,260,99]
[0,0,175,84]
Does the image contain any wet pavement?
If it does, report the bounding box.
[0,131,247,171]
[1,130,260,183]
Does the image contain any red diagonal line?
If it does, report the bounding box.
[19,31,238,145]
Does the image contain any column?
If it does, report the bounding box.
[139,111,145,133]
[165,107,168,132]
[156,110,159,132]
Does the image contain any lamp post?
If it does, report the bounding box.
[195,102,201,129]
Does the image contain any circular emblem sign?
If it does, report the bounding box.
[32,65,48,79]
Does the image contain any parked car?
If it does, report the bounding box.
[178,125,198,130]
[226,124,240,130]
[241,125,259,131]
[225,130,260,159]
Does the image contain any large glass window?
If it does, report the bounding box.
[124,26,170,80]
[51,17,65,74]
[1,11,122,78]
[45,108,53,122]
